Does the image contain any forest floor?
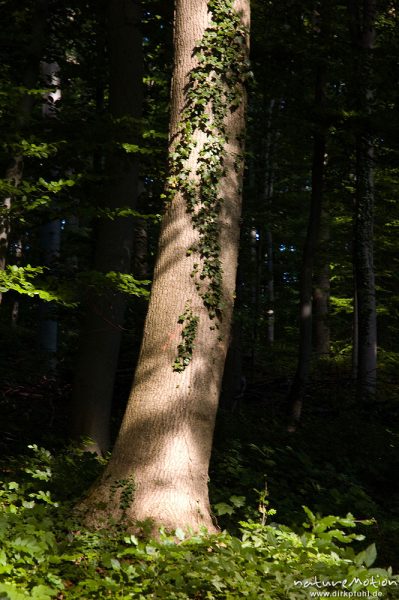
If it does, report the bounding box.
[1,366,399,598]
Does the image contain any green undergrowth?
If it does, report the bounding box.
[0,447,398,599]
[210,387,399,572]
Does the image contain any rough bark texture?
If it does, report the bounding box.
[80,0,249,533]
[71,0,142,454]
[349,0,377,398]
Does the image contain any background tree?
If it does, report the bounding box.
[71,0,143,455]
[348,0,378,398]
[287,5,329,428]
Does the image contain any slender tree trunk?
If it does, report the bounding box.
[79,0,249,533]
[352,276,359,379]
[354,136,376,397]
[288,66,326,429]
[250,225,260,374]
[265,229,275,344]
[348,0,377,398]
[133,180,148,280]
[38,62,61,364]
[313,200,330,356]
[39,219,61,356]
[71,0,143,455]
[9,237,23,327]
[262,100,276,345]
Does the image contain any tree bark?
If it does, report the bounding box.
[79,0,249,533]
[265,229,275,344]
[38,219,61,356]
[313,200,330,356]
[71,0,143,454]
[38,62,62,365]
[288,66,326,430]
[262,100,276,345]
[354,136,377,397]
[348,0,377,398]
[250,225,260,374]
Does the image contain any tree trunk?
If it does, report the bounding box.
[352,275,359,379]
[262,99,276,345]
[288,66,326,430]
[38,62,62,365]
[354,136,376,397]
[79,0,249,533]
[348,0,377,398]
[265,229,275,344]
[38,219,61,357]
[250,225,260,374]
[71,0,143,455]
[313,201,330,356]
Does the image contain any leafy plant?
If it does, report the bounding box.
[0,446,397,599]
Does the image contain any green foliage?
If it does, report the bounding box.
[0,266,150,307]
[173,302,200,372]
[168,0,250,371]
[7,139,61,159]
[80,271,151,299]
[110,476,136,514]
[0,446,397,599]
[0,265,73,305]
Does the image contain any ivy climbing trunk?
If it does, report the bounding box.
[80,0,250,532]
[71,0,143,455]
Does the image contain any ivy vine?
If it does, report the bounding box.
[171,0,249,371]
[172,302,200,372]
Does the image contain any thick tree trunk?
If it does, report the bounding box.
[80,0,249,533]
[71,0,143,454]
[348,0,377,398]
